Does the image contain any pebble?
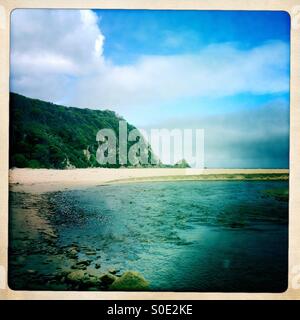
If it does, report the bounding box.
[85,251,96,256]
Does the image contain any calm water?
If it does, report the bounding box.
[9,180,288,291]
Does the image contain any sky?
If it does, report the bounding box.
[10,10,290,168]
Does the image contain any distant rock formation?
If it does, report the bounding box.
[174,159,191,168]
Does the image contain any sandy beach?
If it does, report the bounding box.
[9,168,289,193]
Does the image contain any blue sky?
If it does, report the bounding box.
[10,9,290,168]
[96,10,290,64]
[92,10,290,125]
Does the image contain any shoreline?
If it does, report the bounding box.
[9,168,289,193]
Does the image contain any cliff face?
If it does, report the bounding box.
[10,92,156,169]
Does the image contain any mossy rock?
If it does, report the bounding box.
[99,273,117,286]
[109,271,149,291]
[81,274,100,287]
[66,270,85,283]
[66,271,101,288]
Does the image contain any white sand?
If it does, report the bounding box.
[9,168,289,193]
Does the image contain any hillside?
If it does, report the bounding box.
[9,93,157,169]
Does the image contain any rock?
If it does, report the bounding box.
[81,274,100,287]
[85,250,96,256]
[66,249,78,258]
[71,264,86,270]
[58,270,70,278]
[27,269,37,274]
[174,159,191,168]
[65,270,102,289]
[69,259,91,270]
[108,268,119,275]
[42,230,58,239]
[66,270,85,283]
[69,246,79,252]
[76,259,91,267]
[109,271,149,291]
[99,273,117,287]
[95,263,101,269]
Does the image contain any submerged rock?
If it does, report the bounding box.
[85,250,96,256]
[69,246,79,252]
[109,271,149,291]
[26,269,37,275]
[41,230,58,239]
[66,248,78,258]
[76,259,91,267]
[108,268,119,275]
[71,264,86,270]
[69,258,92,271]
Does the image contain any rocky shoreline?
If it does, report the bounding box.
[9,191,149,291]
[54,244,149,291]
[10,240,149,291]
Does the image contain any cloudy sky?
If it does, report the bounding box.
[10,10,290,168]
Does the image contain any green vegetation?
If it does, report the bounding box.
[10,92,156,169]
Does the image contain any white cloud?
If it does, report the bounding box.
[10,9,105,102]
[10,9,289,111]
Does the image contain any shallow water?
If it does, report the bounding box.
[9,180,288,291]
